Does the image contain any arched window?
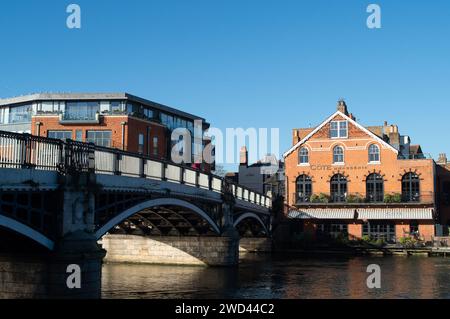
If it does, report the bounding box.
[366,173,384,202]
[296,175,312,203]
[333,146,344,164]
[299,148,309,164]
[330,174,347,202]
[368,144,380,163]
[402,173,420,202]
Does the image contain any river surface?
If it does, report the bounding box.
[101,254,450,299]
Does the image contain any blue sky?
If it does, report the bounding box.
[0,1,449,170]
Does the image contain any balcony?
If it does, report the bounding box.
[59,112,100,124]
[293,191,435,208]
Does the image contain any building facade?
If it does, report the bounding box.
[284,101,436,243]
[225,146,285,198]
[0,93,214,171]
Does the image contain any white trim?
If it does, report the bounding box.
[95,198,221,239]
[332,162,345,166]
[297,163,310,167]
[233,212,269,234]
[368,161,381,165]
[0,215,55,250]
[283,111,399,158]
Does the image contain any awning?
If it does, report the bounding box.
[288,207,434,221]
[357,208,434,220]
[288,209,356,220]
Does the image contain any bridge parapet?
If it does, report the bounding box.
[0,130,271,210]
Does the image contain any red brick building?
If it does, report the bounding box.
[283,101,436,243]
[0,93,214,171]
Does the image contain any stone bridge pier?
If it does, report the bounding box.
[0,172,106,299]
[101,191,241,267]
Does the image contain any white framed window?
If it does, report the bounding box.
[330,120,348,138]
[299,147,309,164]
[368,144,380,163]
[333,146,344,164]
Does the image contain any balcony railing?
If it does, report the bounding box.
[59,112,100,124]
[293,192,435,206]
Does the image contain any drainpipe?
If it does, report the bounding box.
[121,121,127,151]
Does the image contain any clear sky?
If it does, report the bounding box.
[0,1,449,170]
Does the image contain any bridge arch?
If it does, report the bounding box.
[0,215,55,250]
[233,212,269,235]
[95,198,221,239]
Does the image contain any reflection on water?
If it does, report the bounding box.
[102,254,450,299]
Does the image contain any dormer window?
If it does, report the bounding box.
[330,120,348,138]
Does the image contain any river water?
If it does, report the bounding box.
[101,254,450,299]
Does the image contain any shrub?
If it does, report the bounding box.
[384,193,402,203]
[399,236,417,248]
[346,194,365,203]
[310,193,330,203]
[334,233,350,246]
[373,238,386,247]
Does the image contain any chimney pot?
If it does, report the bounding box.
[438,153,448,164]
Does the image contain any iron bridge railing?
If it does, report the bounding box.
[0,130,272,209]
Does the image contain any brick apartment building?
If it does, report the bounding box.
[283,100,437,243]
[0,93,214,171]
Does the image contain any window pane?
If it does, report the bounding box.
[330,122,338,138]
[296,175,312,202]
[339,121,348,137]
[153,137,159,155]
[299,148,309,164]
[9,104,32,123]
[86,130,111,147]
[48,130,72,140]
[65,101,100,120]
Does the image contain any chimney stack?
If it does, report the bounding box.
[337,99,349,116]
[293,129,300,145]
[438,153,448,165]
[240,146,248,167]
[349,113,356,121]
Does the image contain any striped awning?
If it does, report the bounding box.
[357,208,434,220]
[288,208,434,220]
[288,209,356,220]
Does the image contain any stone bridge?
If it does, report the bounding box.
[0,131,273,298]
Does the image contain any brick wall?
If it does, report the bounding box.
[31,115,168,159]
[285,114,436,206]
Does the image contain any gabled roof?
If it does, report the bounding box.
[283,110,399,158]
